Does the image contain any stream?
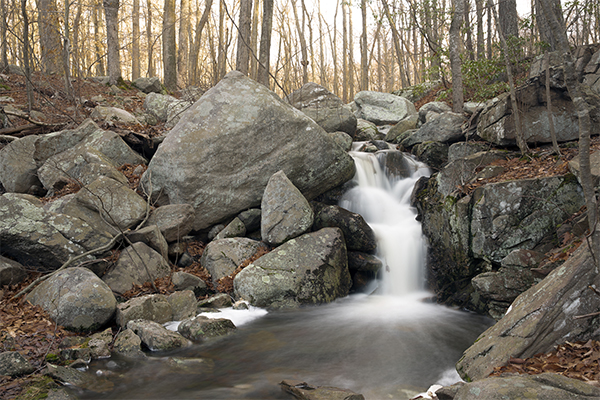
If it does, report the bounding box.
[81,147,492,399]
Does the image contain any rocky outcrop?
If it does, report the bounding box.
[441,373,600,400]
[286,82,357,135]
[234,228,350,308]
[27,267,117,331]
[261,170,314,246]
[456,244,600,381]
[141,71,355,231]
[353,91,417,125]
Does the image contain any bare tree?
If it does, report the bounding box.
[146,0,154,77]
[291,0,309,84]
[132,0,140,80]
[449,0,464,112]
[257,0,274,86]
[38,0,63,74]
[235,0,253,75]
[536,0,564,51]
[21,0,33,111]
[163,0,177,89]
[1,0,8,72]
[103,0,122,85]
[360,0,368,90]
[177,0,190,86]
[189,0,213,85]
[499,0,519,39]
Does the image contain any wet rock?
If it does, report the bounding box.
[44,363,113,392]
[354,119,383,141]
[112,329,146,359]
[147,203,195,242]
[450,373,600,400]
[353,91,417,125]
[115,294,172,328]
[312,202,377,253]
[234,228,350,309]
[261,170,314,246]
[127,319,191,352]
[142,71,354,231]
[412,141,448,171]
[457,245,600,381]
[385,115,418,143]
[447,142,492,162]
[348,252,383,292]
[27,267,116,331]
[286,82,357,135]
[280,379,365,400]
[102,242,171,295]
[0,255,27,286]
[177,316,236,342]
[328,131,353,151]
[0,351,35,376]
[168,290,198,321]
[201,237,268,286]
[87,328,113,359]
[197,293,233,309]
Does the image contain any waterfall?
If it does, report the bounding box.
[339,147,430,296]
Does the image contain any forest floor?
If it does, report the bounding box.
[1,71,600,397]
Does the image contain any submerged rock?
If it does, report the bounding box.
[177,316,236,342]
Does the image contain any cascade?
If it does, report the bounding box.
[340,147,430,295]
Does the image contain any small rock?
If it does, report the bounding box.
[127,319,191,352]
[177,316,236,342]
[0,351,35,376]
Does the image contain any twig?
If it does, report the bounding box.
[574,311,600,320]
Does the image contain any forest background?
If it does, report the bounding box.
[1,0,599,107]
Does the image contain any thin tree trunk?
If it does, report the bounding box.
[318,4,325,86]
[301,0,314,82]
[21,0,33,111]
[291,0,308,84]
[177,0,189,86]
[332,1,339,97]
[348,3,355,98]
[464,0,474,59]
[249,0,260,79]
[146,0,154,77]
[38,0,62,74]
[0,0,7,73]
[342,2,348,102]
[475,0,484,59]
[72,2,82,78]
[257,0,274,86]
[235,0,253,75]
[189,0,213,85]
[62,0,74,101]
[163,0,177,89]
[360,0,368,91]
[381,0,407,87]
[487,1,492,59]
[544,51,561,156]
[450,0,464,112]
[93,2,105,76]
[131,0,140,80]
[103,0,122,85]
[217,0,226,82]
[488,0,529,155]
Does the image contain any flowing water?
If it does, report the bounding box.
[82,148,492,400]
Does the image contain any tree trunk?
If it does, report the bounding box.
[189,0,213,85]
[499,0,519,39]
[21,0,33,111]
[318,3,326,86]
[38,0,62,74]
[249,0,260,79]
[536,0,564,51]
[62,0,74,101]
[146,0,154,77]
[475,0,484,59]
[464,0,474,59]
[342,2,348,102]
[93,2,105,76]
[0,0,7,73]
[217,0,226,82]
[177,0,190,86]
[235,0,253,75]
[360,0,368,91]
[545,51,560,156]
[488,0,529,155]
[381,0,407,88]
[257,0,274,87]
[291,0,308,84]
[332,0,339,97]
[72,2,82,78]
[131,0,140,80]
[487,1,492,59]
[162,0,177,90]
[348,4,355,98]
[103,0,122,85]
[449,0,464,113]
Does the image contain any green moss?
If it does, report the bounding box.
[15,376,57,400]
[44,353,59,363]
[0,83,10,91]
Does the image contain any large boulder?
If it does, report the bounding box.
[0,352,35,376]
[141,71,355,230]
[261,170,314,246]
[471,175,584,263]
[90,106,140,125]
[456,244,600,382]
[286,82,357,135]
[353,91,417,125]
[402,112,466,148]
[27,267,117,331]
[102,242,171,295]
[0,135,42,194]
[418,101,452,124]
[200,237,268,286]
[143,92,178,122]
[0,193,112,270]
[146,203,195,242]
[133,77,163,94]
[233,227,351,308]
[115,294,173,328]
[312,202,377,253]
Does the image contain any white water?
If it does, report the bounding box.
[340,148,430,295]
[84,148,491,400]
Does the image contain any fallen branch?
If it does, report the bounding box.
[11,232,124,300]
[573,311,600,320]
